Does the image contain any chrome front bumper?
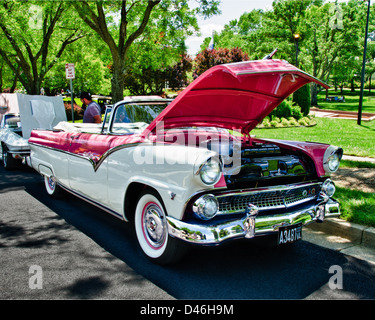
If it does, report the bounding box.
[167,198,340,245]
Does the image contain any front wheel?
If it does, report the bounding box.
[134,190,186,265]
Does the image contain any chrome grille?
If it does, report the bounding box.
[217,183,320,214]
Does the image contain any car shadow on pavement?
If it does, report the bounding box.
[22,176,375,300]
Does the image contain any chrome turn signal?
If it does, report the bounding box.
[193,194,219,220]
[321,178,336,197]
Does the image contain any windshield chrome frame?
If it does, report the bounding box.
[104,98,172,136]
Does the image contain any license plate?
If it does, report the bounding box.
[278,223,302,245]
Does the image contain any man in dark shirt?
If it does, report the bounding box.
[79,92,102,123]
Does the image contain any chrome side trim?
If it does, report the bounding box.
[29,141,150,172]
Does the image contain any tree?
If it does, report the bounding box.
[293,84,311,116]
[72,0,220,103]
[0,1,84,95]
[303,0,366,105]
[204,9,265,59]
[269,0,323,64]
[123,54,192,95]
[42,33,112,96]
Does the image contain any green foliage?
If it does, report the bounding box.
[269,100,303,121]
[293,84,311,116]
[72,0,221,102]
[270,101,292,119]
[123,54,192,95]
[291,105,303,120]
[0,1,84,94]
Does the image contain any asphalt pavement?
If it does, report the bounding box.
[1,164,375,302]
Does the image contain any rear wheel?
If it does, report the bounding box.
[1,144,21,170]
[44,175,63,198]
[134,190,186,265]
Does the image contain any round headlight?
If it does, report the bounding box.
[193,194,219,220]
[323,146,343,174]
[321,179,336,197]
[199,157,222,185]
[328,153,340,172]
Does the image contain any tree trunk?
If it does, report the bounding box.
[311,83,318,106]
[111,59,124,103]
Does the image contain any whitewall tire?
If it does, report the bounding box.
[134,190,186,264]
[44,175,63,198]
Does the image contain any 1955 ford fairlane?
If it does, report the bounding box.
[29,59,342,264]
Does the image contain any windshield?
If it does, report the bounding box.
[110,101,170,135]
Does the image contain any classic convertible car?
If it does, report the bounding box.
[29,59,342,264]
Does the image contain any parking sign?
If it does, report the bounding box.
[65,63,75,79]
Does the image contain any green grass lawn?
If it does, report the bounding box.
[317,89,375,113]
[253,117,375,158]
[335,160,375,227]
[335,186,375,228]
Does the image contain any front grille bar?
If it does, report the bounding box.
[216,182,321,214]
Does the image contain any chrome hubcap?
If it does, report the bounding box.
[48,177,55,190]
[143,203,166,248]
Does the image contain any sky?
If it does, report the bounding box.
[185,0,348,56]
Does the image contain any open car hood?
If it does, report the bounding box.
[146,59,328,135]
[0,93,67,139]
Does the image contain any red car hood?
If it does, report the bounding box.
[146,59,328,135]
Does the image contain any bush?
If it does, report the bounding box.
[280,117,289,126]
[288,117,298,126]
[270,117,280,127]
[262,117,271,127]
[293,84,311,116]
[291,104,303,120]
[64,102,84,121]
[298,117,308,126]
[270,100,292,119]
[193,47,249,78]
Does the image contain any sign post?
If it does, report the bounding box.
[65,63,75,123]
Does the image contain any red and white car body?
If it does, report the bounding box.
[29,59,342,264]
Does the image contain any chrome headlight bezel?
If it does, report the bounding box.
[323,146,343,174]
[321,178,336,197]
[195,156,222,186]
[192,194,219,220]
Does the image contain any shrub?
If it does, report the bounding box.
[291,104,303,120]
[298,117,308,126]
[262,117,271,127]
[293,84,311,116]
[193,47,249,78]
[281,117,289,126]
[270,119,280,127]
[288,117,298,126]
[270,100,292,119]
[64,102,84,121]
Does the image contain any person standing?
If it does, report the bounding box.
[79,91,102,123]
